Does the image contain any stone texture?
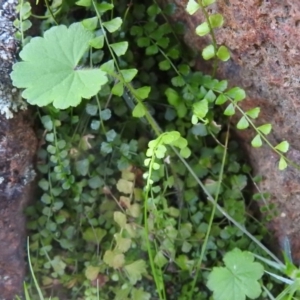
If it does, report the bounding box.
[0,111,37,300]
[158,0,300,262]
[0,0,38,298]
[0,0,27,118]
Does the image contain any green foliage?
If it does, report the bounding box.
[217,45,230,61]
[185,0,290,170]
[11,23,108,109]
[15,0,298,299]
[14,0,32,45]
[207,249,264,300]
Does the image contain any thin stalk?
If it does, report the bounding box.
[188,122,230,299]
[44,0,58,25]
[171,144,283,265]
[27,238,45,300]
[232,101,300,170]
[140,103,282,264]
[144,136,167,300]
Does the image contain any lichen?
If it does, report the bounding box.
[0,0,26,118]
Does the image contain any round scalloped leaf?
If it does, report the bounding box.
[186,0,200,15]
[202,44,215,60]
[11,23,108,109]
[134,86,151,100]
[85,265,100,281]
[114,212,127,228]
[209,14,224,28]
[96,2,114,13]
[132,103,146,118]
[161,131,181,144]
[257,123,272,135]
[102,17,122,33]
[196,22,210,36]
[215,94,227,105]
[110,41,128,56]
[275,141,289,153]
[124,260,147,285]
[226,87,246,102]
[193,99,208,119]
[236,116,249,130]
[278,157,288,170]
[82,17,98,31]
[217,45,230,61]
[207,248,263,300]
[251,134,262,148]
[180,147,191,158]
[223,103,235,116]
[246,107,260,119]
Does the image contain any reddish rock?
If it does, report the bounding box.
[0,0,38,298]
[158,0,300,262]
[0,111,37,300]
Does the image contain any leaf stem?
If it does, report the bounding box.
[188,122,230,299]
[197,0,219,77]
[171,144,283,265]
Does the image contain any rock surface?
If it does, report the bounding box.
[0,111,37,300]
[0,0,38,298]
[158,0,300,262]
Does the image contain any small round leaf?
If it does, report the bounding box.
[278,157,288,170]
[257,123,272,135]
[251,135,262,148]
[236,116,249,130]
[202,44,215,60]
[275,141,289,153]
[246,107,260,119]
[196,22,210,36]
[209,14,224,28]
[217,46,230,61]
[223,103,235,116]
[186,0,200,15]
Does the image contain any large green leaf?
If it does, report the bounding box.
[207,248,264,300]
[11,23,108,109]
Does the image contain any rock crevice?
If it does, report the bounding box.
[158,0,300,262]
